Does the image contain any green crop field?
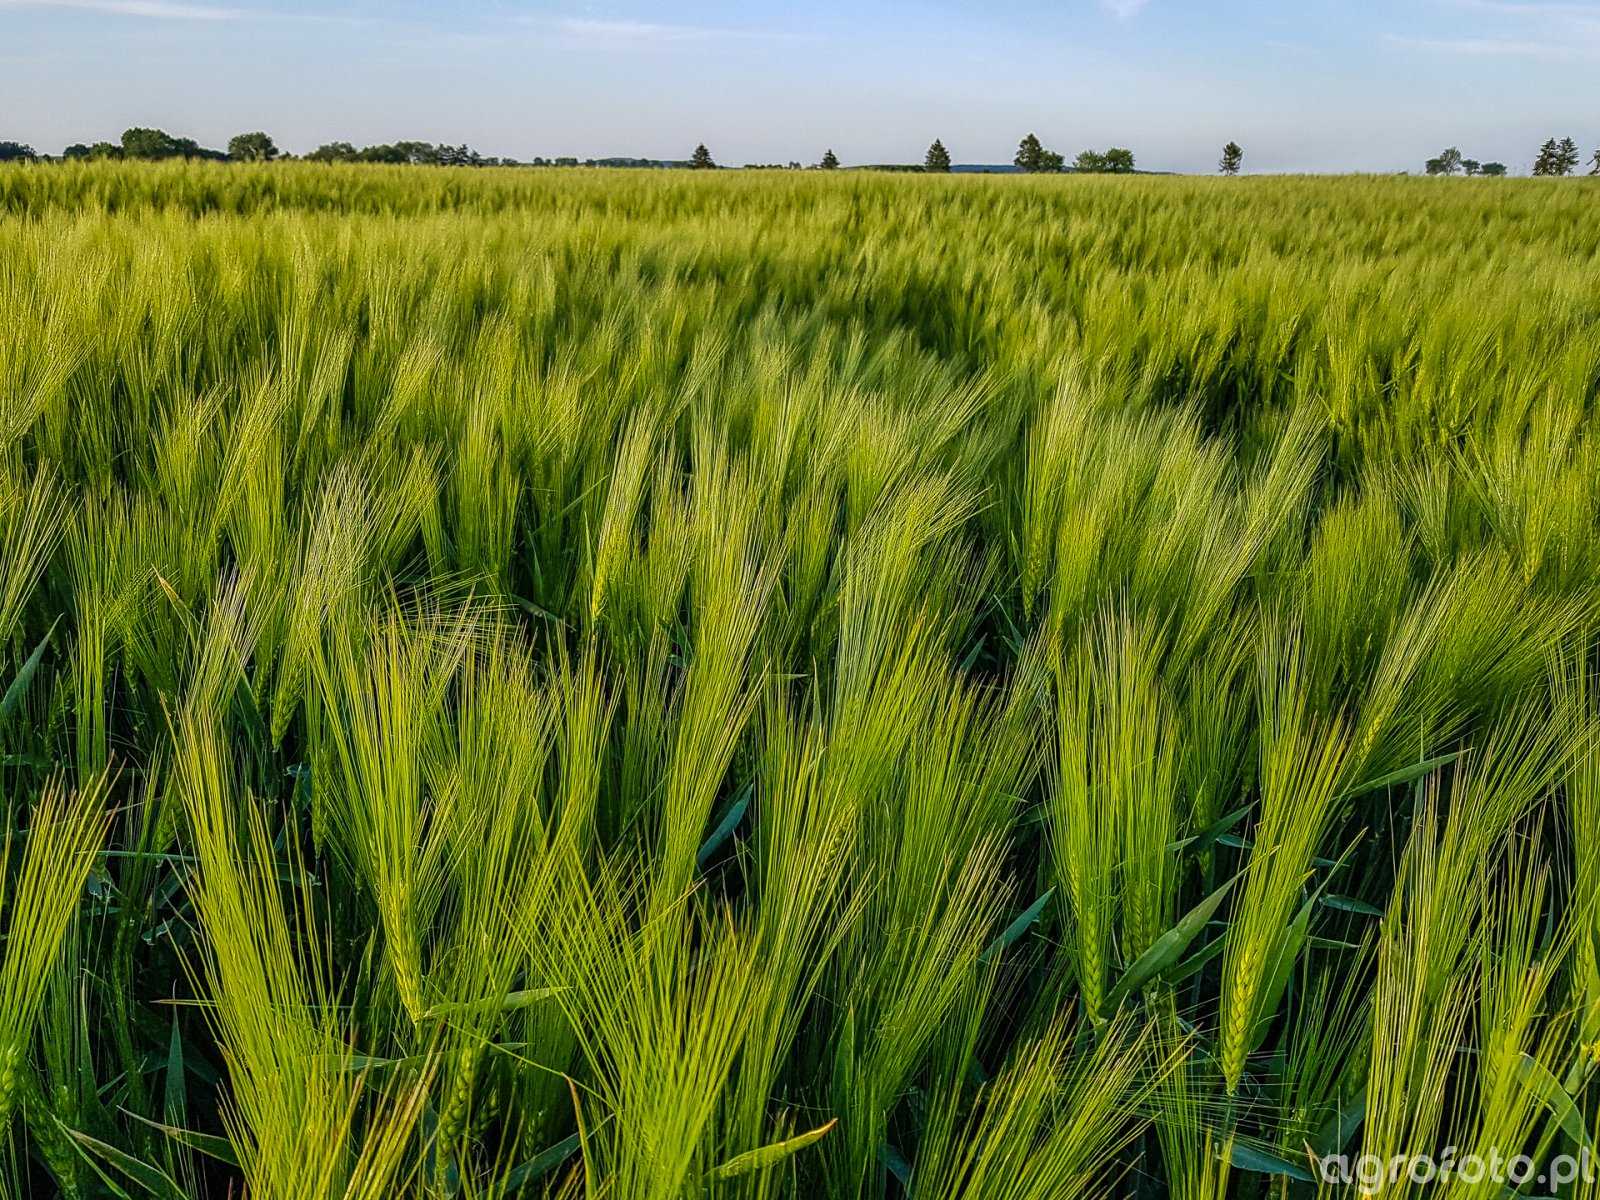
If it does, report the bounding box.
[0,160,1598,1198]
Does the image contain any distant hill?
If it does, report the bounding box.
[591,157,677,169]
[549,160,1171,174]
[851,163,1025,174]
[953,164,1175,176]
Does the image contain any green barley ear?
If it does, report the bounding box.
[586,410,657,630]
[912,1013,1175,1199]
[1554,639,1600,1081]
[1218,616,1352,1094]
[0,469,67,654]
[0,773,110,1126]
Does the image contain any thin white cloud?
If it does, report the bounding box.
[1415,0,1600,53]
[0,0,242,18]
[555,17,809,45]
[1383,31,1594,55]
[1101,0,1152,17]
[1442,0,1600,12]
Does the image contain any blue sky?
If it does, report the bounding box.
[1,0,1596,172]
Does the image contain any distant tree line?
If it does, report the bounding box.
[526,158,676,168]
[1013,134,1138,174]
[58,128,231,162]
[1423,138,1599,177]
[2,127,527,166]
[304,140,519,166]
[1424,147,1507,176]
[1,131,1145,173]
[10,128,1598,176]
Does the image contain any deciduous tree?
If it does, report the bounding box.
[121,127,177,160]
[227,131,278,162]
[1076,147,1134,174]
[1425,147,1463,176]
[307,141,358,163]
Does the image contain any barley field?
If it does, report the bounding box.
[1,161,1599,1198]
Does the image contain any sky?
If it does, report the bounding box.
[1,0,1596,173]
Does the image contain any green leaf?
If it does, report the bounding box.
[1518,1052,1593,1152]
[325,1042,530,1074]
[696,783,752,869]
[421,989,559,1022]
[1306,935,1363,951]
[124,1111,241,1168]
[1170,804,1252,857]
[68,1129,197,1200]
[512,594,570,628]
[1164,927,1229,987]
[1338,749,1466,801]
[978,888,1054,966]
[494,1133,581,1194]
[1227,1140,1316,1183]
[491,1113,613,1196]
[0,752,59,767]
[709,1118,837,1181]
[324,1049,435,1073]
[878,1141,913,1188]
[0,615,59,728]
[957,634,987,674]
[1106,874,1239,1012]
[163,1013,187,1139]
[1309,1086,1366,1159]
[1321,894,1383,917]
